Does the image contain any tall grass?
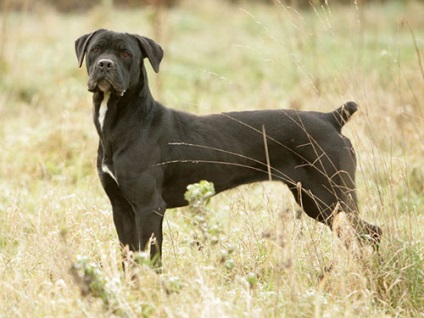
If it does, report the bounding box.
[0,1,423,316]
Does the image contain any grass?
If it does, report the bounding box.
[1,0,424,316]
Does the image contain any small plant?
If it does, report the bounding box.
[70,255,114,307]
[184,180,219,247]
[245,272,258,289]
[160,275,185,295]
[184,180,238,272]
[184,180,216,210]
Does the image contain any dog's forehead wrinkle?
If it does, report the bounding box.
[112,38,134,50]
[94,36,139,58]
[89,37,108,51]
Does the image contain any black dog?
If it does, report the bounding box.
[75,29,381,266]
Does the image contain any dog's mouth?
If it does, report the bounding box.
[88,77,126,97]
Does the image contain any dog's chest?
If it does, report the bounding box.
[98,92,110,130]
[95,92,119,184]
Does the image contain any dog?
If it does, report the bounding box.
[75,29,381,266]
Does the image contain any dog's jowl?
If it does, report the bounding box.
[75,29,381,267]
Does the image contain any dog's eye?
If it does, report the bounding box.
[121,51,131,58]
[91,47,101,54]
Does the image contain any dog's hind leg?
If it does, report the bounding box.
[285,126,382,249]
[333,140,383,248]
[288,177,338,226]
[287,166,381,249]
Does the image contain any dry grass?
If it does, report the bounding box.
[0,0,423,317]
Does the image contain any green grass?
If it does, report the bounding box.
[1,1,424,316]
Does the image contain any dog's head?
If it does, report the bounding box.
[75,29,163,96]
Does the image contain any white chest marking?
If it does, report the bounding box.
[102,164,118,185]
[98,93,110,130]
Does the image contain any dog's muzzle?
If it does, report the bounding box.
[88,59,126,96]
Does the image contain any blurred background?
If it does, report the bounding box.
[4,0,409,12]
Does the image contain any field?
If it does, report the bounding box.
[1,0,424,316]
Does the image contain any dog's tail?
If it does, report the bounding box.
[328,101,358,131]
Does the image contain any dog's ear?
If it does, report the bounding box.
[133,35,164,73]
[75,29,106,68]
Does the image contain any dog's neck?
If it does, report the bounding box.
[92,71,156,138]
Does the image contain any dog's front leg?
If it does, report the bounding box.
[115,168,167,268]
[103,182,165,268]
[108,188,166,268]
[133,203,166,267]
[102,175,139,250]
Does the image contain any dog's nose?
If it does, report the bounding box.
[96,59,115,71]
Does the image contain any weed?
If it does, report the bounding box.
[184,180,219,247]
[70,255,113,306]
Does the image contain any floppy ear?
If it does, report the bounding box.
[75,29,106,68]
[133,35,164,73]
